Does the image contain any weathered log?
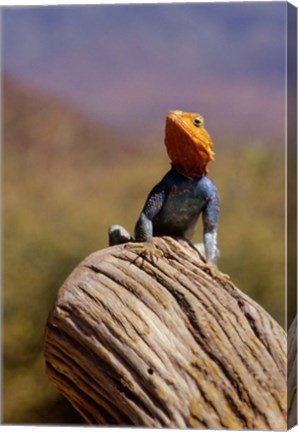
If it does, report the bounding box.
[288,316,297,429]
[44,236,286,429]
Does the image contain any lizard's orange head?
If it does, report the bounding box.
[164,110,215,177]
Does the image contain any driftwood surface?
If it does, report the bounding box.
[288,316,297,429]
[44,237,286,429]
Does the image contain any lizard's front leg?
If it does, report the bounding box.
[201,231,230,282]
[124,213,163,262]
[124,185,167,262]
[201,196,230,282]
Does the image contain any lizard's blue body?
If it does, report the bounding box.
[109,166,219,265]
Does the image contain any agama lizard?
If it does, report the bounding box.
[109,110,227,280]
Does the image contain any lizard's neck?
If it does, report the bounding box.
[170,163,204,180]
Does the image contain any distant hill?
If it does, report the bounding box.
[3,77,142,164]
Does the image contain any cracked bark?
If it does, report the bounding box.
[44,236,287,429]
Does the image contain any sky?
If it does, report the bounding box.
[2,2,288,144]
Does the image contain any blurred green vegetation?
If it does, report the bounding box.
[3,78,286,424]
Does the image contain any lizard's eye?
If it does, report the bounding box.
[193,117,202,127]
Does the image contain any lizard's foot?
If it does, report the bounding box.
[124,240,163,263]
[200,262,230,283]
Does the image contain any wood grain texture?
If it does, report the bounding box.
[288,316,297,429]
[44,237,286,429]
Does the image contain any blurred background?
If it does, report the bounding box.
[3,2,288,424]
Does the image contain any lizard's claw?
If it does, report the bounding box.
[124,241,163,263]
[200,262,230,283]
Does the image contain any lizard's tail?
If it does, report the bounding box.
[108,224,133,246]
